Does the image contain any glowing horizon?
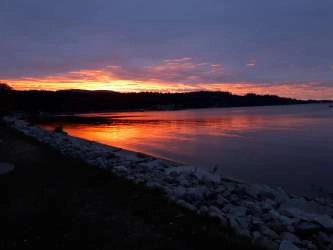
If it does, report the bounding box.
[2,64,333,100]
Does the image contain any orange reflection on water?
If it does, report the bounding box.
[40,106,323,160]
[37,105,333,194]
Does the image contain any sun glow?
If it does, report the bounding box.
[2,61,333,100]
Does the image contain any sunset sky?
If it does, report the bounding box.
[1,0,333,100]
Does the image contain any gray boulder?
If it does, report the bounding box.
[279,240,300,250]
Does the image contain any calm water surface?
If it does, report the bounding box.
[40,104,333,195]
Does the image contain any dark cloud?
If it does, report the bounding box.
[0,0,333,87]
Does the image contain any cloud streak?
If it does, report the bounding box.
[0,0,332,99]
[3,58,333,100]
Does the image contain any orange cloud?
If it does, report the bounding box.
[1,58,333,100]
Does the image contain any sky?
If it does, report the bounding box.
[0,0,333,99]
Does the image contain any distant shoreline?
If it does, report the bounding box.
[20,102,327,122]
[20,102,331,128]
[2,89,329,114]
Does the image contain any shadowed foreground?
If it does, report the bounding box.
[0,124,262,250]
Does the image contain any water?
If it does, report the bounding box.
[38,104,333,195]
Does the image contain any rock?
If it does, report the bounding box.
[257,185,277,200]
[242,186,259,199]
[281,232,300,244]
[262,199,275,211]
[113,165,128,174]
[279,207,299,218]
[182,192,202,203]
[168,170,179,178]
[236,216,250,230]
[279,207,333,232]
[53,125,67,135]
[286,225,295,233]
[199,205,208,215]
[223,190,231,197]
[243,201,261,215]
[296,221,321,233]
[270,222,285,234]
[218,215,228,226]
[280,198,333,217]
[275,187,289,201]
[317,232,333,244]
[176,200,197,211]
[216,195,227,206]
[303,240,317,250]
[206,190,219,200]
[251,217,263,228]
[279,240,300,250]
[228,216,249,232]
[228,217,240,231]
[229,206,247,217]
[252,231,261,239]
[146,181,161,189]
[239,229,251,238]
[230,194,238,202]
[258,237,279,250]
[261,226,280,240]
[270,210,294,226]
[262,212,273,222]
[223,182,236,193]
[0,163,15,175]
[311,214,333,231]
[208,205,222,217]
[222,203,234,213]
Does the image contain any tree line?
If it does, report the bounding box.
[0,82,315,114]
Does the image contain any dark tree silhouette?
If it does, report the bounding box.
[0,82,12,92]
[0,83,13,116]
[0,89,316,114]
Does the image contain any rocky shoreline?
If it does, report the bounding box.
[3,116,333,250]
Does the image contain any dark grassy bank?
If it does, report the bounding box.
[0,123,264,250]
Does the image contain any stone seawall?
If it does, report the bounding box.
[3,116,333,250]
